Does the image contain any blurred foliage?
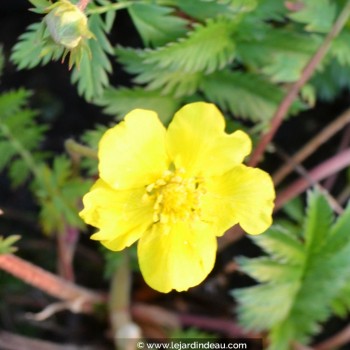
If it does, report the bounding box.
[9,0,350,127]
[234,191,350,350]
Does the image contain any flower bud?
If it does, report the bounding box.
[44,0,93,49]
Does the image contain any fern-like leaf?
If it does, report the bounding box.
[234,190,350,349]
[34,156,92,235]
[142,18,236,74]
[288,0,336,33]
[11,22,63,70]
[175,0,257,21]
[71,13,113,101]
[95,87,181,123]
[128,3,188,47]
[0,89,47,187]
[200,70,299,123]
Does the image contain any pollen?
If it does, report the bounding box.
[144,169,204,224]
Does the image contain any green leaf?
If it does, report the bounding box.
[289,0,336,33]
[95,87,181,123]
[234,190,350,349]
[0,235,21,254]
[142,18,236,74]
[71,14,113,101]
[29,0,52,13]
[128,3,187,47]
[0,89,48,187]
[200,70,288,123]
[11,22,63,70]
[34,156,92,235]
[174,0,257,21]
[329,28,350,66]
[236,28,321,83]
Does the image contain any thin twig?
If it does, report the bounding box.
[273,108,350,185]
[248,1,350,167]
[275,149,350,210]
[0,254,105,313]
[314,323,350,350]
[323,124,350,190]
[275,147,344,214]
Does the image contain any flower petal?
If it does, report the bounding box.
[79,179,153,250]
[166,102,251,177]
[201,165,275,235]
[99,109,169,190]
[138,221,217,293]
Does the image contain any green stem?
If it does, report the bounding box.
[65,139,97,159]
[86,1,133,15]
[109,251,141,349]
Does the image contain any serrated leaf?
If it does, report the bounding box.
[236,28,320,83]
[235,190,350,349]
[251,226,305,264]
[0,89,47,187]
[329,28,350,66]
[289,0,336,33]
[0,235,21,254]
[175,0,257,21]
[11,22,63,70]
[29,0,52,13]
[71,14,112,101]
[200,70,288,123]
[95,87,181,123]
[304,191,333,251]
[128,3,187,47]
[34,156,92,235]
[143,18,236,74]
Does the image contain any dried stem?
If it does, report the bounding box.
[314,323,350,350]
[0,254,105,313]
[248,1,350,167]
[273,108,350,185]
[323,124,350,190]
[275,149,350,210]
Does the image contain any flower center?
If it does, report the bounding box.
[143,169,204,224]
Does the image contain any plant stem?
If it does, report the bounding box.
[0,254,105,313]
[314,323,350,350]
[65,139,97,159]
[86,1,133,15]
[275,149,350,210]
[248,1,350,167]
[109,252,141,349]
[273,107,350,185]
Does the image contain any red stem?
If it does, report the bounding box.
[275,149,350,209]
[248,2,350,167]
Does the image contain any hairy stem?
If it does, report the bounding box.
[0,254,105,313]
[248,1,350,167]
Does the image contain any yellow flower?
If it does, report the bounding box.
[80,102,275,293]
